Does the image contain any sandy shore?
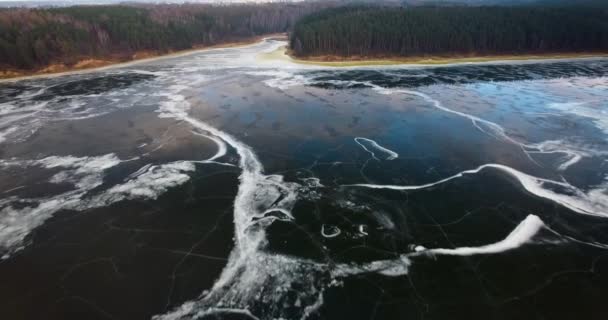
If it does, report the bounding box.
[258,45,608,67]
[0,34,286,83]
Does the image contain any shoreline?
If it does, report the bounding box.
[259,46,608,67]
[0,34,286,83]
[4,38,607,83]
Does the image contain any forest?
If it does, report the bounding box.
[0,2,335,70]
[290,6,608,58]
[3,3,608,71]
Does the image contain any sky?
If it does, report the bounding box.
[0,0,271,3]
[0,0,309,5]
[0,0,579,6]
[0,0,273,2]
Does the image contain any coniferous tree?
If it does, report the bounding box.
[290,6,608,57]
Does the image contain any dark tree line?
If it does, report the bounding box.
[0,2,337,70]
[290,6,608,57]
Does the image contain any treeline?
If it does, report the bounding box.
[0,2,336,70]
[290,6,608,57]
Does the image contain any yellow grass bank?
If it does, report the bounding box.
[259,45,608,67]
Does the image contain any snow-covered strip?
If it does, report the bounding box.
[0,153,121,172]
[321,224,341,238]
[1,154,123,193]
[344,163,608,218]
[245,70,312,90]
[525,139,605,171]
[330,214,544,280]
[193,308,260,320]
[107,161,195,200]
[422,214,545,256]
[155,79,310,320]
[334,255,412,277]
[0,126,18,144]
[192,131,228,161]
[354,137,399,161]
